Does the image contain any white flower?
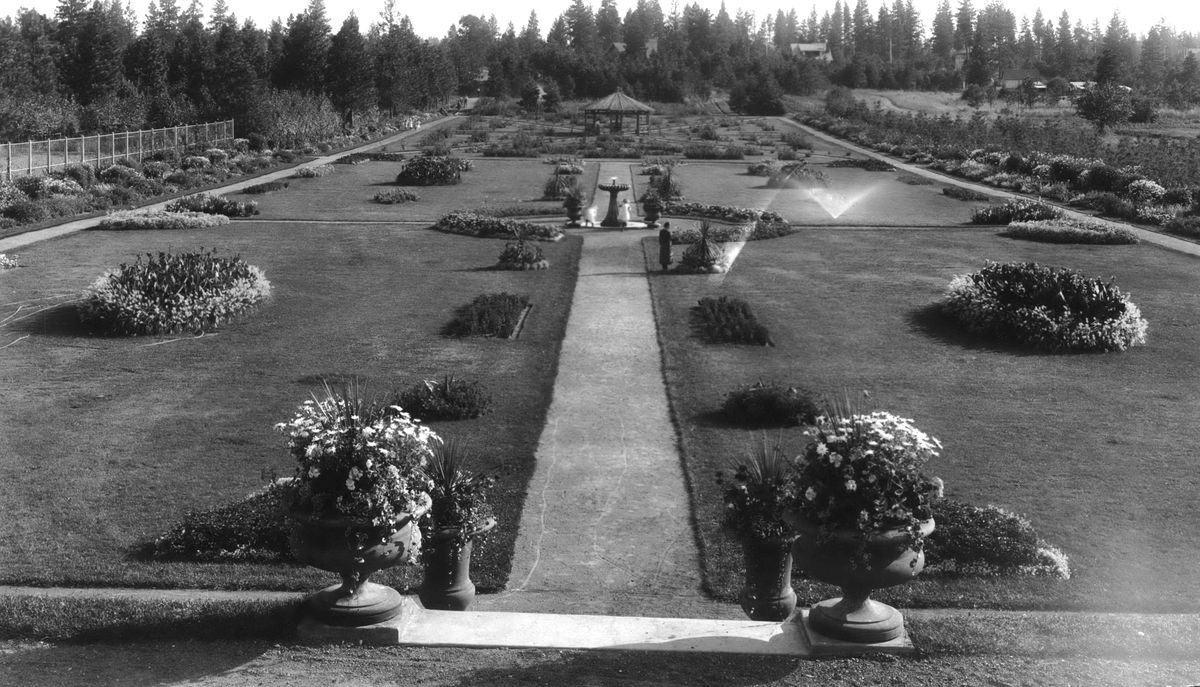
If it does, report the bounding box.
[844,479,857,492]
[815,443,828,456]
[308,467,320,478]
[805,487,817,501]
[932,476,945,498]
[828,453,842,468]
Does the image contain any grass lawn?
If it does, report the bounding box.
[644,225,1200,612]
[0,221,581,593]
[242,158,573,223]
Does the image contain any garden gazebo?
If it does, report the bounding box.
[582,90,654,141]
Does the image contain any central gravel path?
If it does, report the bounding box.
[477,164,737,619]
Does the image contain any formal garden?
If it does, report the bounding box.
[2,104,1199,643]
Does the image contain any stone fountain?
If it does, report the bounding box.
[597,176,630,228]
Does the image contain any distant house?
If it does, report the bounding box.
[610,38,659,58]
[789,42,832,62]
[999,69,1045,91]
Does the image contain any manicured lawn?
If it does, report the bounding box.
[645,226,1200,612]
[0,221,580,593]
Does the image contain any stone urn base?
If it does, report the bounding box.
[306,579,404,627]
[807,593,904,643]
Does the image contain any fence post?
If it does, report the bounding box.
[45,139,50,174]
[138,130,142,161]
[5,143,9,181]
[28,140,32,175]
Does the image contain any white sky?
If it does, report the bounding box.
[5,0,1196,38]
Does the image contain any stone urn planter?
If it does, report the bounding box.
[787,515,935,643]
[418,517,496,611]
[290,511,424,627]
[642,198,662,227]
[738,535,798,621]
[563,197,583,226]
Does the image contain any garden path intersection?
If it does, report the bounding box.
[5,130,1200,683]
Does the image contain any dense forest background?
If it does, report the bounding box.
[2,0,1199,141]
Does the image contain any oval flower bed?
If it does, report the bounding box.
[433,212,563,241]
[941,261,1148,352]
[1000,218,1139,245]
[78,249,271,336]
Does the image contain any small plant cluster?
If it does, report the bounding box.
[292,164,334,179]
[546,159,583,175]
[96,209,231,230]
[373,189,421,204]
[925,499,1071,578]
[0,253,18,270]
[678,224,729,273]
[396,156,468,186]
[942,186,991,201]
[393,376,493,421]
[791,411,944,563]
[276,384,436,554]
[827,158,895,171]
[766,162,828,189]
[720,381,819,428]
[242,180,289,194]
[684,143,746,160]
[338,152,406,164]
[661,201,784,224]
[474,204,567,218]
[497,238,548,270]
[970,199,1063,225]
[78,249,271,336]
[419,441,495,562]
[643,164,684,200]
[433,212,563,241]
[717,441,794,541]
[1001,218,1139,244]
[942,261,1148,352]
[542,172,584,201]
[692,295,772,345]
[167,193,259,217]
[444,292,530,338]
[149,481,292,562]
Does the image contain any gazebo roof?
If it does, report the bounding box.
[584,90,654,113]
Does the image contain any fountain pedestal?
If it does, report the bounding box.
[597,179,630,228]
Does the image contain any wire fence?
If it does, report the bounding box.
[3,120,235,181]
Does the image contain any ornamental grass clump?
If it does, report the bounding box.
[717,440,795,541]
[720,381,820,428]
[941,261,1148,352]
[971,199,1062,225]
[789,411,944,564]
[97,210,231,230]
[276,383,436,553]
[394,375,493,422]
[419,440,495,556]
[167,193,259,217]
[692,295,772,345]
[1001,218,1139,245]
[444,293,530,338]
[77,249,271,336]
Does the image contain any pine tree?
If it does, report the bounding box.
[326,14,374,128]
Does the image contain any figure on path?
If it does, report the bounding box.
[584,205,597,227]
[658,222,673,272]
[620,199,632,225]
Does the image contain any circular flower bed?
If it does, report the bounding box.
[941,261,1148,352]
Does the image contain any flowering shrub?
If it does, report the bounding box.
[0,182,29,213]
[396,156,464,186]
[970,199,1062,225]
[205,148,229,164]
[0,253,18,270]
[39,177,86,197]
[394,375,493,421]
[1001,218,1138,244]
[167,193,259,217]
[78,249,271,336]
[97,209,231,230]
[100,164,144,183]
[789,411,944,563]
[925,499,1070,578]
[942,262,1148,352]
[276,385,436,553]
[433,212,562,241]
[497,240,548,270]
[661,201,784,224]
[1125,179,1166,204]
[373,189,420,204]
[293,164,334,178]
[180,155,211,171]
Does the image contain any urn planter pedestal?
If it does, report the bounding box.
[787,517,934,643]
[738,535,798,621]
[290,513,422,627]
[418,518,496,611]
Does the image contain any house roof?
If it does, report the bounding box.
[790,42,828,52]
[583,90,654,113]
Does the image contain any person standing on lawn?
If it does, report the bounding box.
[659,222,673,272]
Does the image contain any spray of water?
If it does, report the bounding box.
[806,183,881,219]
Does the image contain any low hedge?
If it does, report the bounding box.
[941,261,1148,352]
[720,381,818,427]
[971,199,1063,225]
[444,292,530,338]
[827,157,895,171]
[433,212,563,241]
[1000,218,1139,244]
[96,210,231,230]
[373,189,421,204]
[78,249,271,336]
[942,186,991,201]
[242,180,289,194]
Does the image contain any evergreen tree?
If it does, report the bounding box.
[326,14,374,127]
[277,0,330,94]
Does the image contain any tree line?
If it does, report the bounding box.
[1,0,1198,141]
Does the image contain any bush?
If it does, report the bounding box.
[2,198,50,224]
[292,164,334,178]
[942,186,991,201]
[941,261,1148,352]
[497,240,548,270]
[166,193,258,217]
[63,163,98,188]
[692,295,772,345]
[247,132,267,151]
[1079,163,1138,194]
[444,292,530,338]
[827,158,895,171]
[78,249,271,336]
[542,172,583,200]
[393,375,493,421]
[242,180,289,194]
[396,156,464,186]
[150,481,291,562]
[373,188,420,204]
[1001,218,1139,244]
[719,381,819,428]
[1067,191,1138,220]
[433,211,562,241]
[925,499,1070,578]
[970,199,1062,225]
[1164,215,1200,238]
[97,209,231,230]
[766,163,827,189]
[683,143,744,160]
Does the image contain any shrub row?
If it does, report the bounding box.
[292,164,334,179]
[96,209,231,230]
[1001,218,1139,244]
[78,249,271,336]
[942,261,1148,352]
[669,218,797,244]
